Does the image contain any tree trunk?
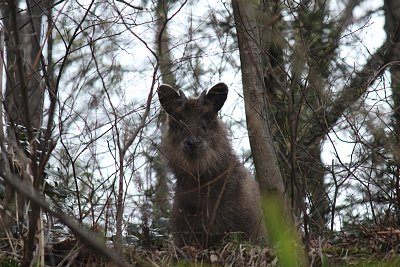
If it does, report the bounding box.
[152,0,176,225]
[4,7,44,130]
[1,0,46,265]
[384,0,400,221]
[156,0,177,88]
[232,0,292,222]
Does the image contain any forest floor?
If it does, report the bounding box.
[1,226,400,266]
[124,226,400,266]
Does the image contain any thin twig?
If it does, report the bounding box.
[115,0,144,10]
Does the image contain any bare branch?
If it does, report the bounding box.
[0,150,130,267]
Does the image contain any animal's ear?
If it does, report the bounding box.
[206,83,228,112]
[158,84,187,115]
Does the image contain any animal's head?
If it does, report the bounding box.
[158,83,228,160]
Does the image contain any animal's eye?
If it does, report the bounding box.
[202,113,213,123]
[178,120,187,132]
[201,121,208,131]
[170,118,185,133]
[202,113,215,129]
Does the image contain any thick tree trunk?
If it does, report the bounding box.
[232,0,292,222]
[1,1,46,265]
[4,9,44,130]
[384,0,400,221]
[152,0,175,225]
[156,0,177,88]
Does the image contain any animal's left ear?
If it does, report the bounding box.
[205,83,228,112]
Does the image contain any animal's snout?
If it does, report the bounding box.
[183,137,202,153]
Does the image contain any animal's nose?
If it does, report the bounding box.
[184,137,202,153]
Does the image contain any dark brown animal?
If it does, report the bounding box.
[158,83,263,248]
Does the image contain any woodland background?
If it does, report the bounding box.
[0,0,399,266]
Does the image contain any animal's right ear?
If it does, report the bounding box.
[158,84,186,115]
[206,83,228,112]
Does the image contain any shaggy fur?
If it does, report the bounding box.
[158,83,263,248]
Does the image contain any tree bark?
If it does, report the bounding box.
[156,0,177,88]
[152,0,175,225]
[384,0,400,220]
[232,0,292,221]
[1,0,46,265]
[3,5,44,130]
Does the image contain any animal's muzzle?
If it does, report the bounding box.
[183,137,203,154]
